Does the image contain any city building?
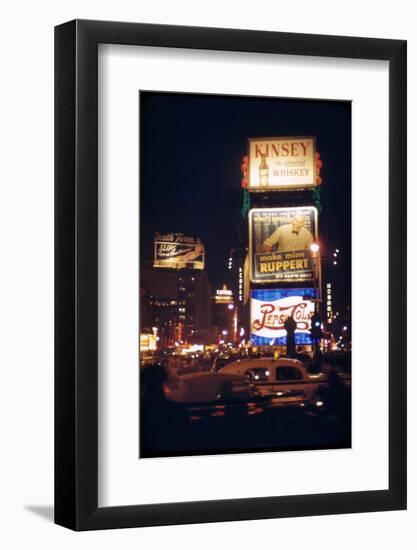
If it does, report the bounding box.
[141,267,212,346]
[226,247,249,341]
[319,245,351,351]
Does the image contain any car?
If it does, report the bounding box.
[211,355,235,372]
[165,371,259,404]
[164,371,320,422]
[219,357,327,399]
[161,371,327,454]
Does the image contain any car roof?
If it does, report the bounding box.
[220,357,304,373]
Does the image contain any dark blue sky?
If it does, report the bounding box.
[140,91,351,305]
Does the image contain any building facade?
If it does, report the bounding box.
[141,267,212,346]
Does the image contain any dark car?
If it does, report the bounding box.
[165,371,320,422]
[163,372,325,453]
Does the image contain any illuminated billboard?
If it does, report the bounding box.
[214,286,233,304]
[248,136,316,191]
[249,206,318,283]
[140,333,157,351]
[250,288,317,346]
[153,233,204,270]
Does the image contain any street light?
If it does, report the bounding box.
[309,242,321,295]
[309,242,321,297]
[310,241,322,360]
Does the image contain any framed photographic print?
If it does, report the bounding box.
[55,20,406,530]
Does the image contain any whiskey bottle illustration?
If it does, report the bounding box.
[259,153,269,187]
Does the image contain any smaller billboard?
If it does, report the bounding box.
[153,233,204,270]
[214,286,233,304]
[250,288,317,346]
[248,136,316,191]
[249,207,318,283]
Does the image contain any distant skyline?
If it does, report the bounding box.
[140,91,351,311]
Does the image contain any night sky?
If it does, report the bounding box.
[140,92,351,310]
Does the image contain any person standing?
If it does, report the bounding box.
[284,315,297,357]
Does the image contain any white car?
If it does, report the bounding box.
[219,357,326,399]
[165,372,253,403]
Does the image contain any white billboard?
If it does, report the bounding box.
[248,136,316,190]
[250,288,316,345]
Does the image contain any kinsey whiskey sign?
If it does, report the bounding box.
[248,136,316,190]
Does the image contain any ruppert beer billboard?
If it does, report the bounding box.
[153,233,205,270]
[248,136,316,190]
[251,288,316,346]
[249,206,318,283]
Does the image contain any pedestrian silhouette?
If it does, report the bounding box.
[284,316,297,357]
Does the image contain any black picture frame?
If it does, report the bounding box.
[55,19,407,531]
